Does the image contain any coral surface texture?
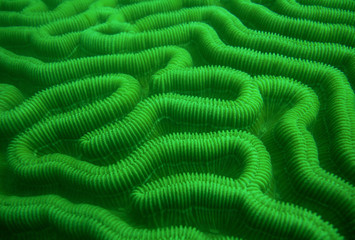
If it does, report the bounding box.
[0,0,354,239]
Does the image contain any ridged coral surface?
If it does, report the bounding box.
[0,0,354,239]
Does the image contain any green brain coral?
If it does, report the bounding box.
[0,0,354,239]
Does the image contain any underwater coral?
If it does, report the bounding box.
[0,0,354,239]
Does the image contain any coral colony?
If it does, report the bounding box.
[0,0,354,239]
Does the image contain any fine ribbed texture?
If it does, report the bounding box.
[0,0,354,239]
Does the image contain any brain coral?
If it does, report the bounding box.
[0,0,354,239]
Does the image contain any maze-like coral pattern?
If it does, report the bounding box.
[0,0,354,239]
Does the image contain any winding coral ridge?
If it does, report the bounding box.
[0,0,354,239]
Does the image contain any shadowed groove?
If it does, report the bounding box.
[0,0,354,239]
